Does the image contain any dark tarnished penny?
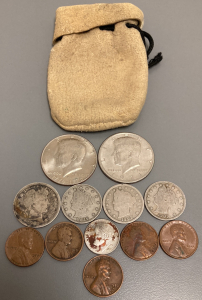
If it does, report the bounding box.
[159,220,198,259]
[45,222,84,261]
[13,182,60,228]
[5,227,44,267]
[41,135,97,185]
[98,133,154,183]
[120,221,159,260]
[83,255,123,298]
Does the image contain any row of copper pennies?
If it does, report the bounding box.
[5,133,199,298]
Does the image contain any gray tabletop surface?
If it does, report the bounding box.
[1,0,202,299]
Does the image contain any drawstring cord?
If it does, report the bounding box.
[126,23,163,68]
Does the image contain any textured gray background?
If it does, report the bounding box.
[1,0,202,299]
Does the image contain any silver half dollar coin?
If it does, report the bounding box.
[41,135,97,185]
[61,184,102,224]
[144,181,186,220]
[13,182,61,228]
[98,133,154,183]
[103,184,144,224]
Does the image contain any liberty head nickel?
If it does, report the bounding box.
[103,184,144,224]
[13,182,60,228]
[83,255,123,297]
[85,219,120,255]
[144,181,186,220]
[98,133,154,183]
[62,184,102,224]
[41,135,97,185]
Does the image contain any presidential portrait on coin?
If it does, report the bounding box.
[56,138,86,178]
[91,259,112,296]
[113,137,141,175]
[52,226,74,259]
[129,227,152,259]
[11,230,35,266]
[168,224,187,258]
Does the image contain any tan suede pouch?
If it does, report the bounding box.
[47,3,148,132]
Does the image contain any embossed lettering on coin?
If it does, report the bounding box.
[103,184,144,224]
[5,227,44,267]
[41,135,97,185]
[144,181,186,220]
[85,219,119,255]
[120,222,159,260]
[83,255,123,297]
[45,222,84,261]
[13,183,60,228]
[98,133,154,183]
[159,220,198,259]
[62,184,102,224]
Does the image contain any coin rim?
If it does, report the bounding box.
[40,134,97,186]
[61,184,102,224]
[45,221,84,261]
[98,132,154,184]
[103,184,144,224]
[159,220,198,259]
[82,254,123,298]
[5,227,45,267]
[84,218,120,255]
[120,221,159,261]
[13,182,61,228]
[144,181,186,221]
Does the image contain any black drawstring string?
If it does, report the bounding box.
[126,23,163,68]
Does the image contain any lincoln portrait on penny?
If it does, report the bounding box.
[52,226,74,259]
[169,224,187,258]
[11,231,34,266]
[113,137,141,174]
[91,259,111,296]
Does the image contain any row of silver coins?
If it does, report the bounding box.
[6,219,198,268]
[13,182,186,229]
[41,133,154,185]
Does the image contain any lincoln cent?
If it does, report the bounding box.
[83,255,123,297]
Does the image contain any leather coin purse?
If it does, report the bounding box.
[47,3,162,131]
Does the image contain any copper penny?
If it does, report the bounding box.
[45,222,84,261]
[41,135,97,185]
[83,255,123,298]
[5,227,44,267]
[159,220,198,259]
[120,221,159,260]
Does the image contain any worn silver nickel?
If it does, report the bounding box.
[61,184,102,224]
[103,184,144,224]
[98,133,154,183]
[41,135,97,185]
[13,182,61,228]
[84,219,120,255]
[144,181,186,220]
